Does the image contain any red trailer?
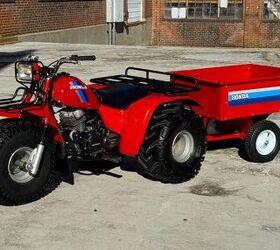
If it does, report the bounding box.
[172,64,280,145]
[0,56,279,204]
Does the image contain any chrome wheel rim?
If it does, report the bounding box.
[256,130,277,156]
[172,130,194,163]
[8,147,34,183]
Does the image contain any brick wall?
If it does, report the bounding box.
[243,0,280,47]
[0,0,106,37]
[145,0,152,18]
[152,0,280,48]
[0,1,18,36]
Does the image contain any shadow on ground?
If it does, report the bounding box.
[0,50,36,70]
[66,157,159,183]
[207,139,249,161]
[66,140,251,185]
[70,159,123,178]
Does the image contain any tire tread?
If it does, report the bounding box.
[138,104,206,183]
[0,120,57,205]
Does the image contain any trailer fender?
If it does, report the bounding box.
[119,95,201,156]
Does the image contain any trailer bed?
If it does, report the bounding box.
[172,64,280,121]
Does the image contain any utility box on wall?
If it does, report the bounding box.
[106,0,124,23]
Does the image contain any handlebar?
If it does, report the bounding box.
[44,54,96,76]
[17,54,97,80]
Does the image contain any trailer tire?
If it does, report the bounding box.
[245,120,280,163]
[0,121,57,205]
[138,105,206,183]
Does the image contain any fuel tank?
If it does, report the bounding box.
[52,75,100,109]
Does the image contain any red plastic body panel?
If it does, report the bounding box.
[0,105,63,143]
[52,76,100,109]
[173,64,280,121]
[98,93,197,156]
[0,78,64,143]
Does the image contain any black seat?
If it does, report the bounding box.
[93,83,148,109]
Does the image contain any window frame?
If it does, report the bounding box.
[163,0,244,21]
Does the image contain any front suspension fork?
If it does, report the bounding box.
[27,125,48,176]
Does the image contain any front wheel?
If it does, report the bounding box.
[245,120,280,163]
[0,121,57,205]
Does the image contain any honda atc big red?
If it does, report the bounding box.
[0,55,279,204]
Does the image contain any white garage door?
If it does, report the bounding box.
[128,0,143,22]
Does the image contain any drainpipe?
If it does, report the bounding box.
[106,0,124,45]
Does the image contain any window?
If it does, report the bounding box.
[128,0,144,23]
[164,0,243,20]
[264,0,280,19]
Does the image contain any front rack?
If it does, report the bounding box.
[91,67,202,95]
[0,87,27,109]
[0,87,41,110]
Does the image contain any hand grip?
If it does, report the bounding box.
[70,55,96,61]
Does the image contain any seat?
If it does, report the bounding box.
[93,83,148,109]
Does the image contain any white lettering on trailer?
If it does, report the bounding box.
[231,93,249,100]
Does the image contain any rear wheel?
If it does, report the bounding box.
[0,121,56,205]
[138,105,206,183]
[245,120,280,163]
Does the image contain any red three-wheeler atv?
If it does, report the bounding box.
[0,55,279,204]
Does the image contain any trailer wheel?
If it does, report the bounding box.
[245,120,280,163]
[0,121,57,205]
[138,105,206,183]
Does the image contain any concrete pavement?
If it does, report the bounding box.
[0,42,280,250]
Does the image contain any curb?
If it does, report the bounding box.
[0,36,19,45]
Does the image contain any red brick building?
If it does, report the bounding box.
[0,0,280,47]
[0,0,105,36]
[152,0,280,47]
[0,0,152,45]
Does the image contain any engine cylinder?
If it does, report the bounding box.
[60,109,86,131]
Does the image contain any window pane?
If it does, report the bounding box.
[128,0,143,23]
[168,1,187,19]
[220,1,243,19]
[264,0,280,19]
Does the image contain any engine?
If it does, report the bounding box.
[59,109,119,159]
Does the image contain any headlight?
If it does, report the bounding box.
[15,62,33,83]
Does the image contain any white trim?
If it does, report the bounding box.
[229,86,280,95]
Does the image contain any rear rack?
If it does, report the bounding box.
[90,67,201,95]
